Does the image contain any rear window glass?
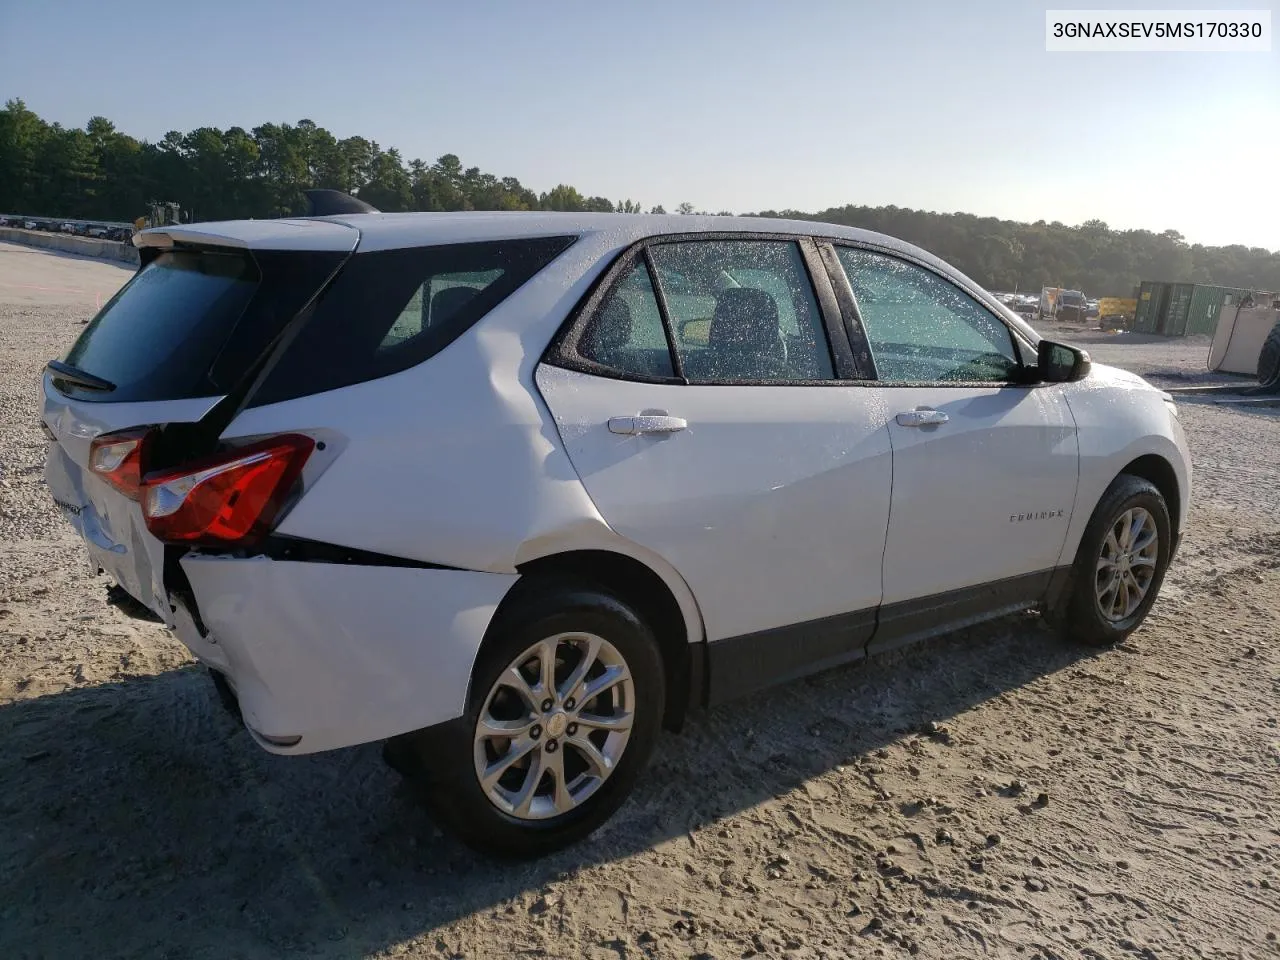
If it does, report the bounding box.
[60,250,260,402]
[250,235,576,406]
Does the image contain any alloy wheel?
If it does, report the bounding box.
[473,633,635,820]
[1094,506,1159,622]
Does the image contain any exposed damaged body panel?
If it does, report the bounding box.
[172,557,516,753]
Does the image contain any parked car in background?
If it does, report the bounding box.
[42,211,1190,857]
[87,226,110,238]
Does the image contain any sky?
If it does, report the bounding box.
[1,0,1277,249]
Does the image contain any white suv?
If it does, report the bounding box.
[42,212,1189,856]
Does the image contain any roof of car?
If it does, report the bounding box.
[327,211,893,249]
[137,211,911,256]
[132,210,1042,343]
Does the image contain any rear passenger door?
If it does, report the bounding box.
[537,236,893,702]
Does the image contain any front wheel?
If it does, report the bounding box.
[395,580,665,858]
[1052,474,1172,647]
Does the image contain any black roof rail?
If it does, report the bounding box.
[303,189,380,216]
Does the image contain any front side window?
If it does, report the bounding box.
[648,239,834,382]
[835,248,1019,383]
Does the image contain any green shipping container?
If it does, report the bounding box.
[1183,284,1251,337]
[1133,281,1166,333]
[1160,283,1196,335]
[1132,280,1255,336]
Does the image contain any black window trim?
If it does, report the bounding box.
[797,237,860,380]
[544,230,862,387]
[642,246,685,381]
[821,239,1043,389]
[814,240,877,380]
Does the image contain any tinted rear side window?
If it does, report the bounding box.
[61,251,259,402]
[251,235,576,406]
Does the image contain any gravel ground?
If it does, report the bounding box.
[1,240,1277,960]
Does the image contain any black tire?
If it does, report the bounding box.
[1257,319,1280,389]
[1053,474,1172,647]
[395,579,665,858]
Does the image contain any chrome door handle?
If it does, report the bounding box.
[895,409,949,427]
[608,414,688,436]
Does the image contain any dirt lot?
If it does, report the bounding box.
[1,240,1277,960]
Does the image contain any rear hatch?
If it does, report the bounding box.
[43,220,359,620]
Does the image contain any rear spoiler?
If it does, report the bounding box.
[132,191,378,253]
[134,218,362,253]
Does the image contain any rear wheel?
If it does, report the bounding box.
[1052,474,1172,647]
[394,581,664,858]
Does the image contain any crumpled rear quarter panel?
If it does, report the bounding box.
[178,555,517,753]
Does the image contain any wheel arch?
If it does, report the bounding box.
[1117,453,1182,545]
[497,546,706,731]
[1049,446,1186,618]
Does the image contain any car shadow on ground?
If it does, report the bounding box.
[0,614,1101,959]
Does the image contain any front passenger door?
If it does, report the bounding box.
[830,247,1080,652]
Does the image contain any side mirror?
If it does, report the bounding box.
[1038,340,1091,382]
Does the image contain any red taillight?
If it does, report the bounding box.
[89,428,151,500]
[141,434,314,546]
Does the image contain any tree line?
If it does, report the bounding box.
[765,206,1280,298]
[2,99,1276,296]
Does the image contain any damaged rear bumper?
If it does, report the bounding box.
[170,554,517,754]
